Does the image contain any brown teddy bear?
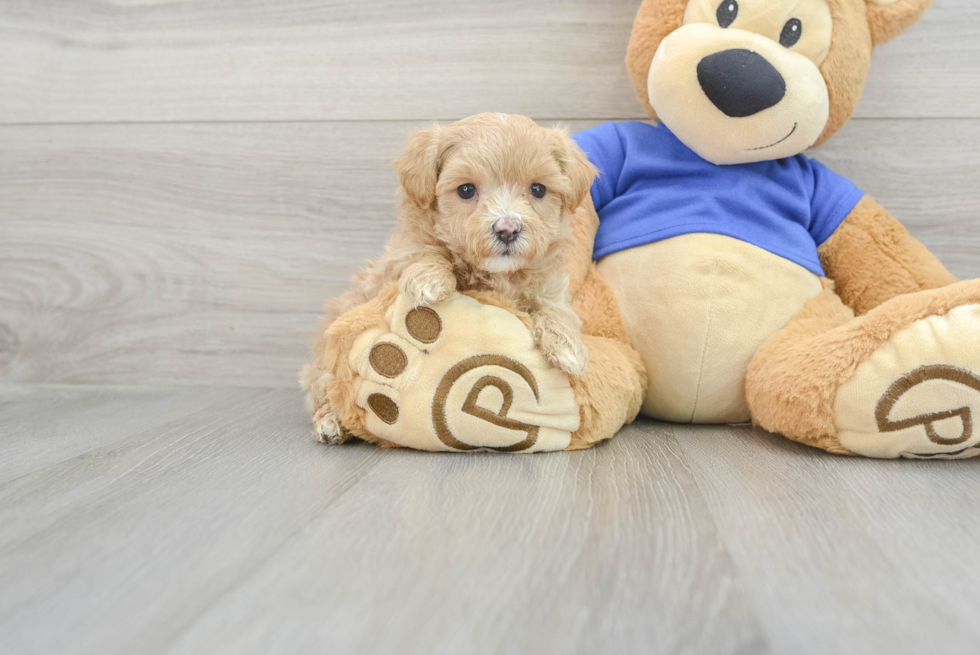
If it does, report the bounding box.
[308,0,980,459]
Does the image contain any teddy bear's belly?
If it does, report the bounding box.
[597,233,823,423]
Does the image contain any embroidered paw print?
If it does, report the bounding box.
[835,304,980,459]
[872,365,980,459]
[347,294,581,452]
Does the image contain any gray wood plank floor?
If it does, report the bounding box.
[3,385,980,655]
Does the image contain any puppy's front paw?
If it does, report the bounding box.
[534,325,589,377]
[313,410,352,445]
[399,270,457,307]
[544,341,589,377]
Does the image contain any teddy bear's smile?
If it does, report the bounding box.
[749,122,797,151]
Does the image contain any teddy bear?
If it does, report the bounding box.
[580,0,980,459]
[309,0,980,459]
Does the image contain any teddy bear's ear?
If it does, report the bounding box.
[865,0,935,46]
[393,125,444,209]
[625,0,688,120]
[552,130,598,213]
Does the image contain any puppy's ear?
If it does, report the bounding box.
[865,0,934,46]
[393,126,443,209]
[553,130,598,213]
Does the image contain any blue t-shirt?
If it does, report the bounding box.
[572,121,865,275]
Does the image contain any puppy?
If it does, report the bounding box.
[303,112,597,444]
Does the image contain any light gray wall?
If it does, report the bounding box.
[1,0,977,387]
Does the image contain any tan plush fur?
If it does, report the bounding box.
[815,0,874,147]
[625,0,688,120]
[866,0,935,46]
[314,284,399,446]
[625,0,930,147]
[566,267,648,449]
[554,199,647,448]
[818,195,958,315]
[303,113,599,443]
[746,279,980,453]
[815,0,930,146]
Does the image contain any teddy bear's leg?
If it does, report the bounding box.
[563,334,647,450]
[746,279,980,459]
[549,204,646,449]
[565,263,647,450]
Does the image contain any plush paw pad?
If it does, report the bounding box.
[835,304,980,459]
[346,294,581,452]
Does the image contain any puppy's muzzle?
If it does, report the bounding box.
[493,216,522,246]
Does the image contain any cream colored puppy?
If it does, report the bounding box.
[303,112,597,443]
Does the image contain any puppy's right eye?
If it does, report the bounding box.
[457,184,477,200]
[716,0,738,28]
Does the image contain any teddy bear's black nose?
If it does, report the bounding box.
[697,49,786,118]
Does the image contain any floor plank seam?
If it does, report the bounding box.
[155,450,386,653]
[661,423,777,654]
[0,388,277,489]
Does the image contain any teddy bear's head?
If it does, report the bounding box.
[626,0,933,165]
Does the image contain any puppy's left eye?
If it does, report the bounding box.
[779,19,802,48]
[457,184,477,200]
[530,183,547,199]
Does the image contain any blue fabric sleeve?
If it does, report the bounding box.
[572,122,626,212]
[806,158,866,246]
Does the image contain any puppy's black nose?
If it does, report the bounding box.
[697,49,786,118]
[493,218,522,245]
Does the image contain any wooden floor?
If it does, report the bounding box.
[3,0,980,652]
[3,384,980,654]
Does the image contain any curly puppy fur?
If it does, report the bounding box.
[302,113,598,442]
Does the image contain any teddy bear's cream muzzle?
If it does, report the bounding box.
[647,22,830,165]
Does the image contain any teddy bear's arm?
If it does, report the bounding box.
[817,195,957,316]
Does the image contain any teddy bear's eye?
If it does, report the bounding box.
[779,18,803,48]
[716,0,738,29]
[457,184,477,200]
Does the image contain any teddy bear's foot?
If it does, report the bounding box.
[343,292,582,452]
[834,300,980,459]
[748,280,980,459]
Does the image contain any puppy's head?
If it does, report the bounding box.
[394,113,597,274]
